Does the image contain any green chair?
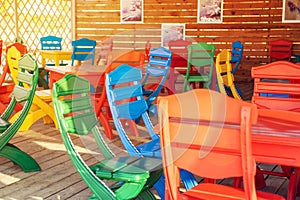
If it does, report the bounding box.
[52,74,162,200]
[0,54,41,172]
[183,42,216,92]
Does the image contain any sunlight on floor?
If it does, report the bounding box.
[0,172,20,185]
[33,141,100,155]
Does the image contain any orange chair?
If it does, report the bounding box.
[168,39,192,93]
[252,60,300,199]
[94,50,145,139]
[158,89,284,200]
[269,39,293,63]
[0,43,27,113]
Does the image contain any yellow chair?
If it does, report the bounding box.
[216,49,242,100]
[8,46,57,131]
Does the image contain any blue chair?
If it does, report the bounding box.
[231,40,243,74]
[142,47,172,116]
[40,35,67,84]
[40,35,63,51]
[105,64,197,199]
[71,38,96,66]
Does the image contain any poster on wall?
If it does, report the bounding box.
[282,0,300,23]
[121,0,143,23]
[197,0,223,23]
[161,23,185,48]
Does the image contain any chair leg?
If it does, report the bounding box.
[287,167,300,200]
[0,143,41,172]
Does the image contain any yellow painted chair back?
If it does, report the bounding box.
[216,49,242,100]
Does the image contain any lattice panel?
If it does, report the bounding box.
[0,0,72,66]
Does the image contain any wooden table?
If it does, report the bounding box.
[45,65,105,89]
[41,50,72,67]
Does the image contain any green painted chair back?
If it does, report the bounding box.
[52,74,162,200]
[183,42,216,91]
[0,54,41,172]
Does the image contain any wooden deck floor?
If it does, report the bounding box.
[0,83,299,199]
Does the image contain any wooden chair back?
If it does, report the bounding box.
[183,42,215,91]
[231,40,243,74]
[252,61,300,111]
[40,35,62,50]
[158,89,282,200]
[71,38,96,66]
[269,39,293,63]
[216,49,242,100]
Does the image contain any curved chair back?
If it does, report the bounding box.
[52,73,162,200]
[7,46,22,85]
[71,38,96,66]
[231,40,243,74]
[106,64,197,199]
[216,49,242,100]
[269,39,293,63]
[183,42,215,91]
[40,35,62,50]
[158,89,283,200]
[168,39,192,93]
[142,47,172,108]
[0,54,41,172]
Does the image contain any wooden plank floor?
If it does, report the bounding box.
[0,82,299,199]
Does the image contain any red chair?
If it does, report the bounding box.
[94,50,145,139]
[96,37,113,66]
[0,43,27,113]
[269,39,293,63]
[252,60,300,199]
[168,39,192,93]
[158,89,284,200]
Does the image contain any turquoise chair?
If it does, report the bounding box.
[71,38,96,66]
[105,64,197,199]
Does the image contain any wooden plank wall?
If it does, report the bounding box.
[75,0,300,81]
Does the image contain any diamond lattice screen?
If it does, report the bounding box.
[0,0,72,65]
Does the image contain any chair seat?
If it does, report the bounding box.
[90,156,161,182]
[181,183,284,200]
[137,138,161,157]
[183,75,210,82]
[0,117,11,133]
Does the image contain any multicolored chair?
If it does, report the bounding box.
[158,89,284,200]
[52,73,162,200]
[231,40,244,74]
[105,64,197,199]
[216,49,242,100]
[183,42,216,92]
[71,38,96,66]
[269,39,293,63]
[0,54,41,172]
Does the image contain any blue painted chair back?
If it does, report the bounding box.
[141,47,172,108]
[71,38,96,65]
[231,40,243,74]
[40,35,62,51]
[105,64,197,199]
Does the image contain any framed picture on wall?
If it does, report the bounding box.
[282,0,300,23]
[121,0,143,23]
[161,23,185,48]
[197,0,223,23]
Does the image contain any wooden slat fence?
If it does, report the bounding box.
[75,0,300,81]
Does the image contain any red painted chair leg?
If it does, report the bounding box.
[287,168,300,200]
